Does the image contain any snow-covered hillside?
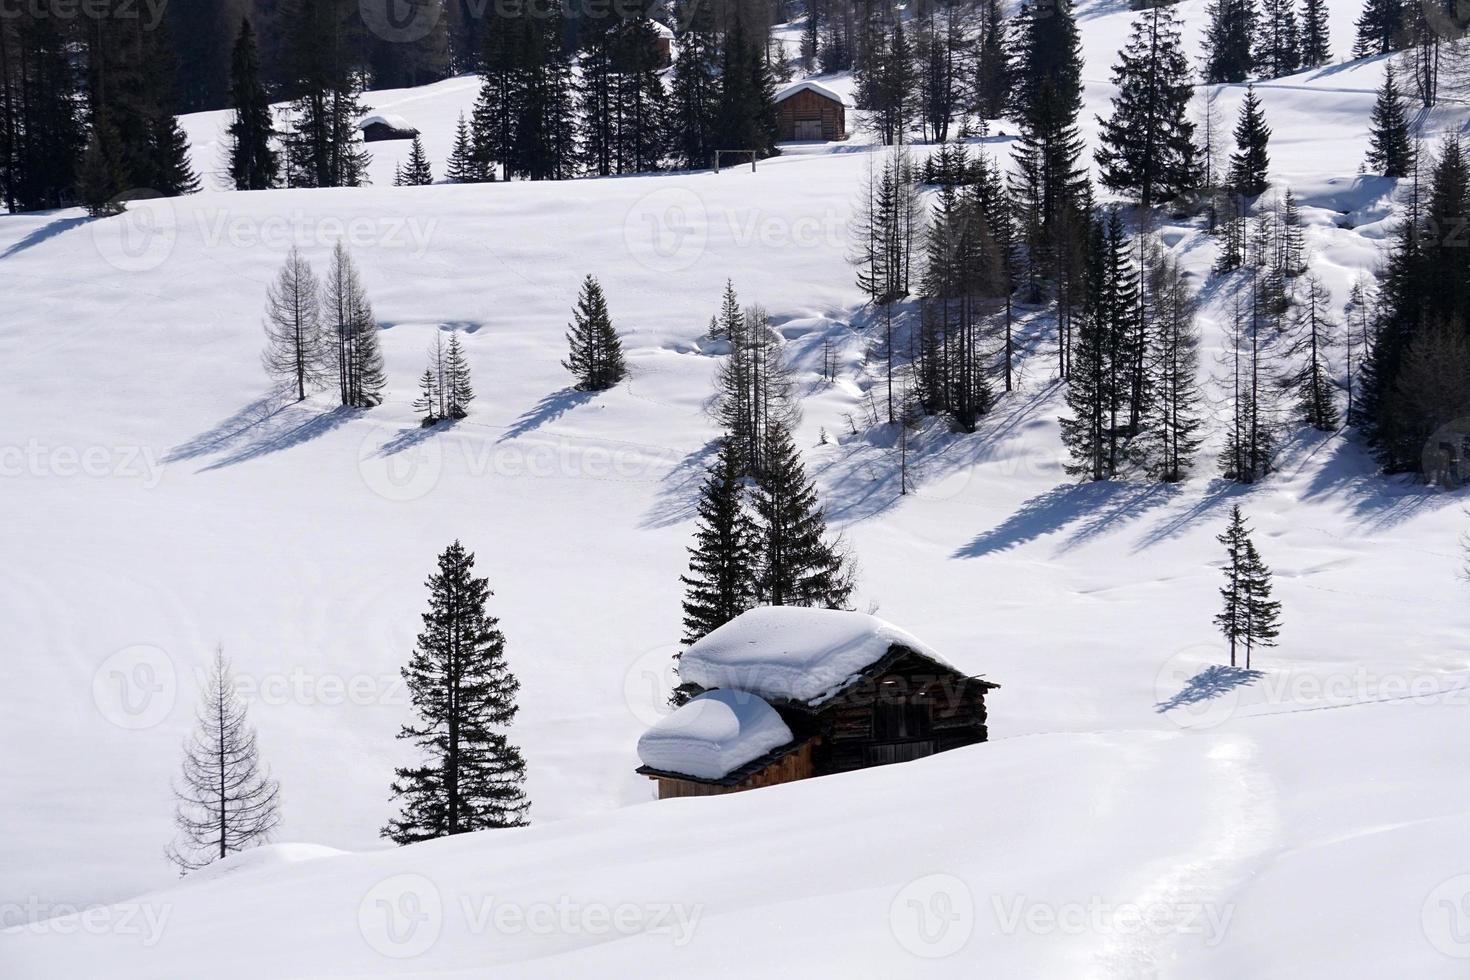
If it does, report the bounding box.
[4,0,1470,973]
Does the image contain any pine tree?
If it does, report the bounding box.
[1203,0,1257,83]
[414,366,442,424]
[226,17,279,191]
[445,112,484,182]
[1096,3,1200,209]
[679,436,761,647]
[1138,244,1204,481]
[752,422,854,609]
[972,0,1009,122]
[1214,506,1281,668]
[402,135,434,185]
[1219,272,1279,482]
[77,117,128,216]
[508,2,577,181]
[801,5,820,69]
[1256,0,1302,78]
[714,15,779,159]
[1365,64,1416,178]
[1353,0,1405,57]
[1299,0,1331,67]
[562,275,627,391]
[280,0,371,188]
[1282,273,1340,430]
[261,247,325,401]
[670,0,721,168]
[166,649,281,873]
[324,241,385,408]
[712,287,801,477]
[445,331,473,418]
[384,541,528,843]
[1229,85,1272,197]
[1,6,84,211]
[856,11,916,144]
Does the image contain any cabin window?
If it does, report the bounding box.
[873,694,932,740]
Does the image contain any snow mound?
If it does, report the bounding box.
[177,843,345,886]
[677,607,951,704]
[636,689,794,780]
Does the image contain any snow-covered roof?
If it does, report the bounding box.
[650,20,674,37]
[677,607,953,705]
[637,689,794,781]
[357,113,414,132]
[774,80,846,106]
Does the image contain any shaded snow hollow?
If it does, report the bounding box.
[636,690,794,780]
[676,607,952,705]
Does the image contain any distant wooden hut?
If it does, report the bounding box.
[357,113,419,142]
[636,608,998,799]
[773,81,847,142]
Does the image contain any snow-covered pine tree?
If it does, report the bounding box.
[562,274,627,391]
[1214,505,1282,668]
[1228,85,1272,198]
[261,247,325,401]
[324,241,386,408]
[1137,244,1204,482]
[384,541,528,843]
[445,112,483,182]
[1096,3,1200,210]
[679,436,761,647]
[1203,0,1257,83]
[1281,273,1340,430]
[1365,64,1416,178]
[226,17,279,191]
[402,135,433,185]
[753,422,855,609]
[1299,0,1331,67]
[445,332,473,418]
[414,366,441,425]
[167,648,281,873]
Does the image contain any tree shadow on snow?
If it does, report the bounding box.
[639,438,722,530]
[378,419,455,457]
[165,393,357,471]
[500,388,596,442]
[1,213,92,259]
[952,480,1174,559]
[1295,430,1462,532]
[1154,664,1264,715]
[1130,479,1251,552]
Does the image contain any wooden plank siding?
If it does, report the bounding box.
[775,89,846,142]
[652,740,816,799]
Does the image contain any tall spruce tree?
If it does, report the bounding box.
[445,112,484,182]
[972,0,1009,122]
[280,0,370,188]
[679,437,761,646]
[166,649,281,873]
[1,8,84,211]
[261,247,325,401]
[1229,85,1272,197]
[384,541,528,843]
[1096,3,1200,209]
[1214,505,1281,668]
[563,275,627,391]
[1300,0,1332,66]
[402,135,433,185]
[1365,64,1416,177]
[226,17,279,191]
[445,332,473,418]
[714,15,779,159]
[752,422,854,609]
[1137,243,1204,482]
[1256,0,1302,78]
[1353,0,1405,57]
[670,0,721,168]
[1203,0,1257,83]
[1282,273,1340,430]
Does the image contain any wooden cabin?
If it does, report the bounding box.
[774,81,847,142]
[357,113,419,142]
[652,21,674,67]
[636,608,997,799]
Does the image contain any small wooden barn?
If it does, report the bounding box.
[636,608,998,799]
[652,21,674,67]
[774,81,847,142]
[357,113,419,142]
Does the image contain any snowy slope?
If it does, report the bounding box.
[4,0,1470,974]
